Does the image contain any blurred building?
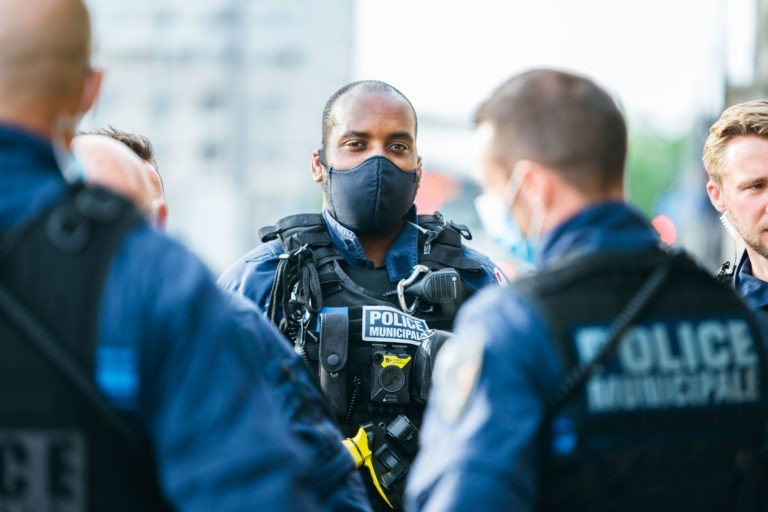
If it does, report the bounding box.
[84,0,354,273]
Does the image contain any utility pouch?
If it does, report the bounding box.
[319,312,349,421]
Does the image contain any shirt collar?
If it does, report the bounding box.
[322,206,419,282]
[539,200,661,266]
[735,252,768,310]
[0,123,66,230]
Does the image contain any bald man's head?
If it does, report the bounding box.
[72,134,155,220]
[0,0,97,137]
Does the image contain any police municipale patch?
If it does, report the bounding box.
[433,336,484,423]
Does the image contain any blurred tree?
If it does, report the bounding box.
[626,129,688,216]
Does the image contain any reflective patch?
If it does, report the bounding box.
[0,429,86,512]
[433,336,484,423]
[361,305,429,345]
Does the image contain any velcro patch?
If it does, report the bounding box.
[361,305,429,345]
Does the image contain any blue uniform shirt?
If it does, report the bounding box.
[218,207,502,310]
[732,252,768,339]
[0,124,319,511]
[735,252,768,313]
[406,201,664,512]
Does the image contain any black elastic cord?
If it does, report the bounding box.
[543,260,673,422]
[0,282,141,447]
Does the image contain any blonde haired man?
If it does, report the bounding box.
[704,100,768,321]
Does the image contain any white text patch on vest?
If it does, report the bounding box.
[574,319,761,411]
[362,306,429,345]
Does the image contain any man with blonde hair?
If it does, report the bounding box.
[704,100,768,322]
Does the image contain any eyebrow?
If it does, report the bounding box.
[338,130,415,143]
[734,175,767,188]
[388,131,415,143]
[339,130,370,140]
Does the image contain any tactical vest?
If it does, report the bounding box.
[512,248,767,512]
[0,184,172,512]
[260,212,482,510]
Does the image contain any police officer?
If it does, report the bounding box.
[406,69,768,512]
[0,1,326,510]
[705,100,768,330]
[219,80,503,510]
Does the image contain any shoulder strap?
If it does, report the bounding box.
[416,212,482,272]
[263,214,333,332]
[0,283,141,446]
[538,258,674,423]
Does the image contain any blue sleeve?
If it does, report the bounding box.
[222,294,371,512]
[406,286,564,511]
[216,240,284,311]
[98,227,319,512]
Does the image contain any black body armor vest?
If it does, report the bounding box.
[0,184,171,512]
[512,248,767,512]
[260,212,482,510]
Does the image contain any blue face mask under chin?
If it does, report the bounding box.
[474,193,536,267]
[322,153,419,234]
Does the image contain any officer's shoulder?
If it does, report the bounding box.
[460,245,507,282]
[117,224,215,292]
[457,284,534,331]
[242,239,284,264]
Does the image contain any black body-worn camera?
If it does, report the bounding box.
[370,344,413,405]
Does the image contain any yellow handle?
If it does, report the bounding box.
[342,427,394,509]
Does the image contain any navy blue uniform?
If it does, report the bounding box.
[732,252,768,323]
[218,208,502,312]
[0,124,319,511]
[407,201,767,511]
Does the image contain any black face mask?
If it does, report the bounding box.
[322,154,419,234]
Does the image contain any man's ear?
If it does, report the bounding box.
[415,155,423,183]
[153,199,168,231]
[310,149,324,183]
[79,67,104,115]
[511,159,549,206]
[706,179,727,213]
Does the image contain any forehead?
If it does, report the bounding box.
[722,135,768,178]
[328,90,416,139]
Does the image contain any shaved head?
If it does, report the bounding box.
[72,134,154,218]
[0,0,94,136]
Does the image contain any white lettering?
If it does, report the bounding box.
[699,321,730,369]
[677,322,699,371]
[575,327,608,363]
[729,320,757,366]
[653,323,683,372]
[369,311,381,324]
[618,329,654,375]
[587,368,760,412]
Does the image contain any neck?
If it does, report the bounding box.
[745,247,768,282]
[357,222,403,267]
[542,187,624,235]
[0,103,60,142]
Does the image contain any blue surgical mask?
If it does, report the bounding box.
[53,140,88,183]
[474,170,542,267]
[322,154,419,234]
